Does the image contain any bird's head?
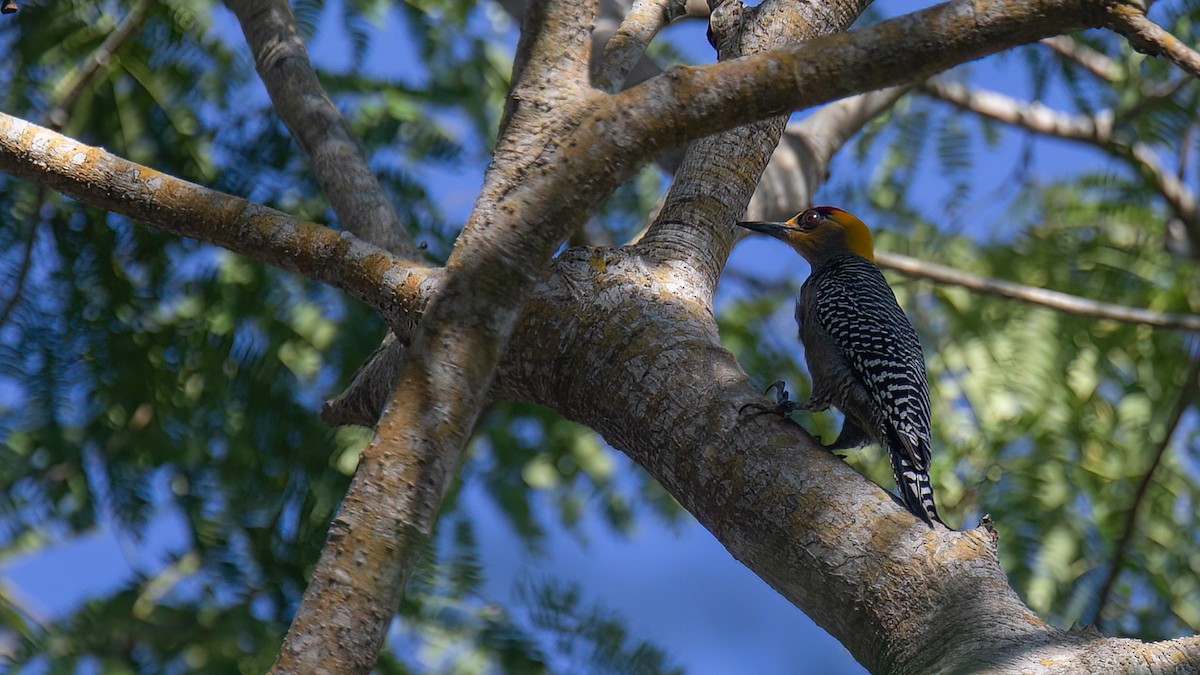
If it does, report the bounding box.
[735,206,874,266]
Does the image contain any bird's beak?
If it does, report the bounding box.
[735,221,792,239]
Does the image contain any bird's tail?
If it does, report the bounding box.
[889,446,943,526]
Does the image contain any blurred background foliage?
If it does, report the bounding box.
[0,0,1198,671]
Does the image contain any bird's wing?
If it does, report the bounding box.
[812,259,933,469]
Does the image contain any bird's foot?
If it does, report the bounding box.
[740,380,803,419]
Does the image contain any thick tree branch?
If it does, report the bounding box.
[225,0,416,257]
[923,78,1200,255]
[9,99,1200,669]
[1092,346,1200,629]
[505,0,594,100]
[0,113,430,326]
[487,246,1200,673]
[272,0,605,667]
[605,0,1105,158]
[1107,3,1200,81]
[876,251,1200,332]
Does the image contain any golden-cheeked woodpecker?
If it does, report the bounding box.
[737,206,942,526]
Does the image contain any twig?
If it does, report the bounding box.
[225,0,416,258]
[875,250,1200,332]
[131,550,202,619]
[1107,3,1200,82]
[1040,35,1122,82]
[48,0,159,130]
[923,78,1113,143]
[1091,342,1200,628]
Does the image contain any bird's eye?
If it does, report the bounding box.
[802,211,822,229]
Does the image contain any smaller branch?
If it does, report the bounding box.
[923,78,1113,144]
[0,112,430,326]
[922,78,1200,254]
[1040,35,1122,82]
[509,0,598,92]
[593,0,690,93]
[1091,343,1200,628]
[48,0,159,130]
[1107,3,1200,82]
[226,0,416,258]
[875,251,1200,332]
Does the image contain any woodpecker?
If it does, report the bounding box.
[736,206,943,525]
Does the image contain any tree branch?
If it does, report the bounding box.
[1091,344,1200,628]
[0,113,430,326]
[606,0,1104,158]
[1107,2,1200,82]
[923,77,1113,143]
[490,245,1200,673]
[225,0,417,257]
[272,0,605,666]
[636,0,873,296]
[923,77,1200,255]
[593,0,690,93]
[1040,35,1122,82]
[875,251,1200,332]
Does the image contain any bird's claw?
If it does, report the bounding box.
[740,380,802,419]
